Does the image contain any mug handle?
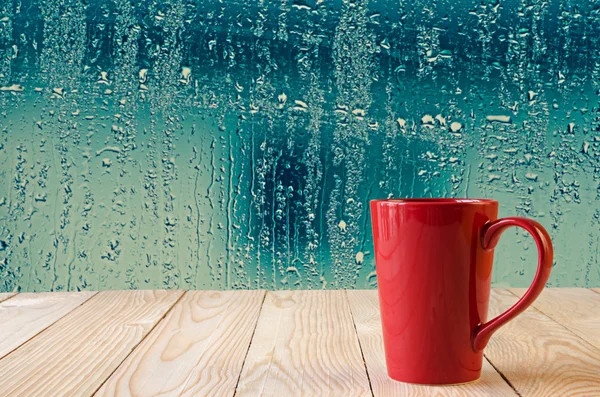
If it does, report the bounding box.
[472,217,553,351]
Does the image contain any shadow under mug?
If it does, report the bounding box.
[370,198,553,385]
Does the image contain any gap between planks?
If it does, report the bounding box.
[482,356,522,397]
[346,292,375,397]
[0,292,17,303]
[232,291,268,397]
[91,290,188,396]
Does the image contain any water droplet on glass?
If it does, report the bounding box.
[450,121,462,133]
[421,114,435,127]
[0,84,24,92]
[486,115,511,124]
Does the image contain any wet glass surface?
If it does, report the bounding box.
[0,0,598,291]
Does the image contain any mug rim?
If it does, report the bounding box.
[370,198,498,206]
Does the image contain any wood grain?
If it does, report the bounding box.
[484,289,600,396]
[236,290,371,397]
[510,288,600,351]
[96,290,265,397]
[0,292,16,303]
[0,291,96,359]
[346,290,517,397]
[0,290,183,397]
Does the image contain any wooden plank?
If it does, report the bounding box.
[509,288,600,351]
[346,290,518,397]
[0,293,16,303]
[0,291,96,359]
[236,290,371,397]
[96,290,265,397]
[485,289,600,396]
[0,290,183,397]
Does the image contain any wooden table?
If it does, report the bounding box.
[0,289,598,396]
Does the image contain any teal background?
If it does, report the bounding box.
[1,0,599,292]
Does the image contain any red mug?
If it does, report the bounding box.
[370,198,553,385]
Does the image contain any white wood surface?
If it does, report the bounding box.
[510,288,600,351]
[0,288,597,396]
[0,290,183,397]
[96,290,265,397]
[0,293,16,303]
[484,289,600,396]
[236,290,372,396]
[0,291,96,359]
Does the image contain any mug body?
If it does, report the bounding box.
[370,198,498,384]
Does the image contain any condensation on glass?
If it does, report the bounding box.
[0,0,598,291]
